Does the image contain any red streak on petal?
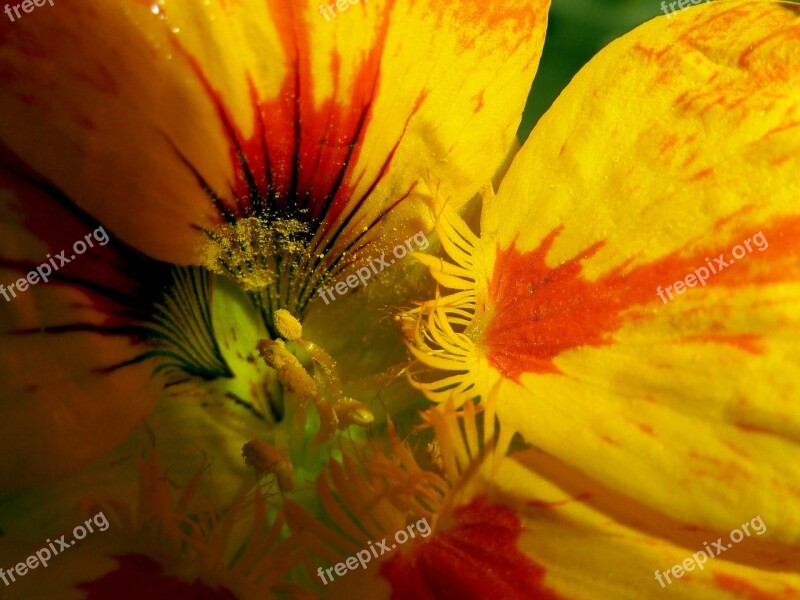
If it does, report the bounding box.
[681,333,764,354]
[175,1,411,231]
[527,492,590,510]
[380,497,564,600]
[79,554,237,600]
[484,216,800,381]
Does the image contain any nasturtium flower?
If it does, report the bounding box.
[1,0,799,598]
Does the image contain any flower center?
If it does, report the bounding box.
[145,268,373,491]
[200,214,338,328]
[242,309,373,490]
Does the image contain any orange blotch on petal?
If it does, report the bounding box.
[484,216,800,381]
[484,228,626,379]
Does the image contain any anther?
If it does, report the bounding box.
[273,309,303,342]
[258,339,317,402]
[334,397,374,428]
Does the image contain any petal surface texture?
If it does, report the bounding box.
[487,448,800,598]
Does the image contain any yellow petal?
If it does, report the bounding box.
[496,448,800,598]
[482,0,800,540]
[407,0,800,547]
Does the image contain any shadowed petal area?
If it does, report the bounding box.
[0,453,306,599]
[79,555,238,600]
[0,165,170,490]
[0,0,548,269]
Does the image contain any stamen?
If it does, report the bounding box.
[242,439,295,491]
[257,310,375,449]
[334,396,375,428]
[258,339,317,402]
[400,197,487,407]
[283,392,515,576]
[81,452,302,596]
[297,336,374,429]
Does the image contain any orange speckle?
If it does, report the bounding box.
[527,492,591,510]
[658,133,678,154]
[601,435,620,447]
[688,168,714,181]
[724,441,750,459]
[766,121,800,137]
[472,90,485,114]
[681,150,699,168]
[682,333,764,354]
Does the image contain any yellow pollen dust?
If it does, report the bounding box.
[201,216,311,292]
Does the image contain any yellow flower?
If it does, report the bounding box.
[0,0,799,598]
[0,0,546,490]
[404,2,800,596]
